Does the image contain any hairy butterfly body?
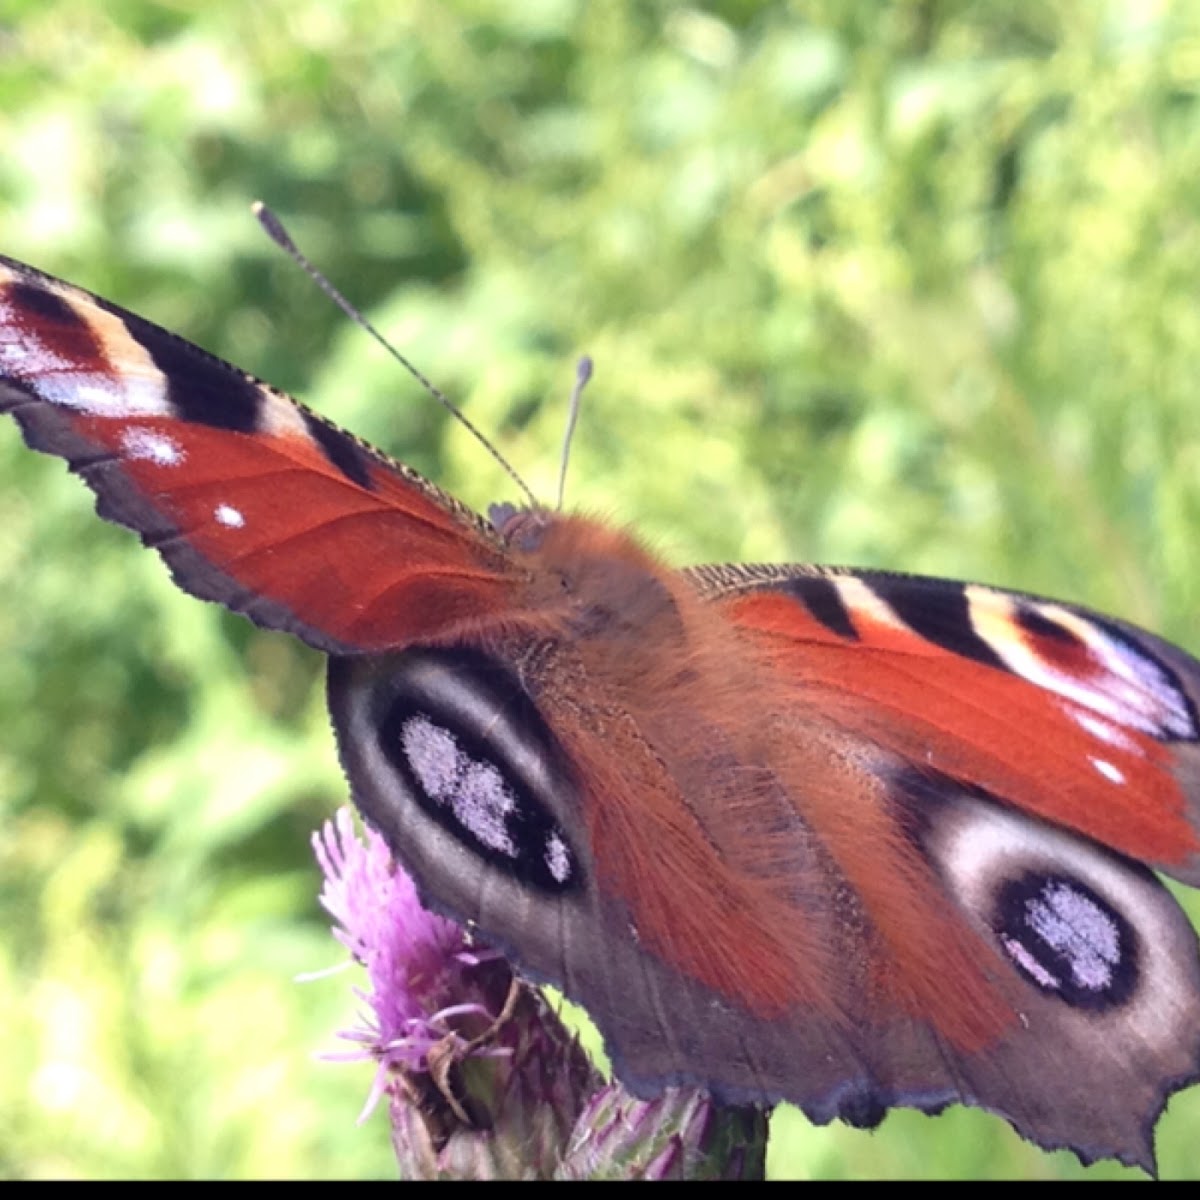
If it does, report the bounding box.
[2,252,1200,1174]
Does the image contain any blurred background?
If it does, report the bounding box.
[3,0,1200,1179]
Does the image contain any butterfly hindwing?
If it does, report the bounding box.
[0,255,520,654]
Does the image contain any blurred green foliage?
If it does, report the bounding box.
[3,0,1200,1179]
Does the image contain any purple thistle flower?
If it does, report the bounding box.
[313,807,489,1105]
[312,807,767,1179]
[312,807,598,1177]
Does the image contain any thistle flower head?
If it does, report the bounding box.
[312,807,767,1180]
[312,807,598,1177]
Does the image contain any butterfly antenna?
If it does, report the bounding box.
[252,201,537,509]
[556,356,592,511]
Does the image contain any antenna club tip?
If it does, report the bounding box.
[253,201,297,253]
[576,355,594,383]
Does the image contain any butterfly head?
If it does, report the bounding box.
[488,501,553,552]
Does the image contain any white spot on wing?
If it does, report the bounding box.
[1002,936,1060,990]
[120,427,184,466]
[1025,880,1119,992]
[1071,708,1137,753]
[401,714,518,857]
[454,759,517,855]
[545,831,572,883]
[214,504,245,529]
[1090,756,1125,784]
[403,716,459,799]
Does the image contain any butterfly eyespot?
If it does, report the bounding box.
[329,646,584,895]
[390,709,577,887]
[994,872,1137,1010]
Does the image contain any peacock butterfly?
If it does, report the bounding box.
[2,249,1199,1176]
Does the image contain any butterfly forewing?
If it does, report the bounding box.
[0,255,520,655]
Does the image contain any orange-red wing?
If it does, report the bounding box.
[699,565,1200,883]
[0,255,521,654]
